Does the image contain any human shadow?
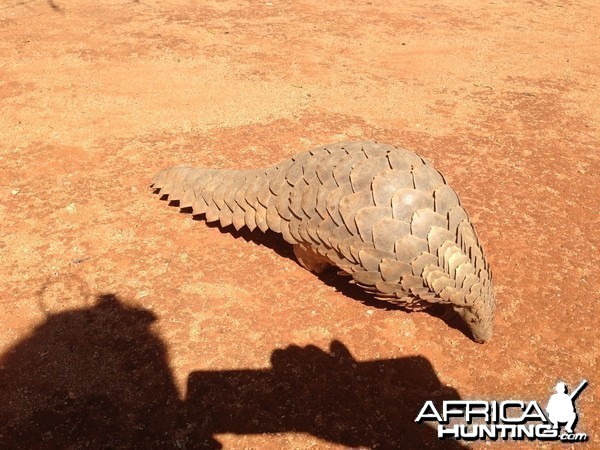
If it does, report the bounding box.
[0,294,183,448]
[0,293,466,448]
[185,341,467,449]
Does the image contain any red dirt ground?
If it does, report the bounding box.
[0,1,598,448]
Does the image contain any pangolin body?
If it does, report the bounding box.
[151,141,495,342]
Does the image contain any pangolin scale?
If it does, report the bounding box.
[151,141,495,342]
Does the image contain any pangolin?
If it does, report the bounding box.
[151,141,495,342]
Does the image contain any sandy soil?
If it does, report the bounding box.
[0,0,598,448]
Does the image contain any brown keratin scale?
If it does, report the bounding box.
[151,141,495,342]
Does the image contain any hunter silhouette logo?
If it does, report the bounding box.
[546,380,587,435]
[415,380,589,442]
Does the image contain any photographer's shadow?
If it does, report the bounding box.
[186,341,466,449]
[0,294,465,449]
[0,294,184,448]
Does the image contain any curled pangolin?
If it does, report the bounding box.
[151,141,495,342]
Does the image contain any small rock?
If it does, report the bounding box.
[66,203,76,213]
[136,290,150,299]
[11,188,19,195]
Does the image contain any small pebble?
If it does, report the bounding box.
[11,188,19,195]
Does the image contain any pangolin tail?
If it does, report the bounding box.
[151,166,271,232]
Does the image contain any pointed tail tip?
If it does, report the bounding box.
[150,165,200,190]
[150,166,182,190]
[150,168,168,190]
